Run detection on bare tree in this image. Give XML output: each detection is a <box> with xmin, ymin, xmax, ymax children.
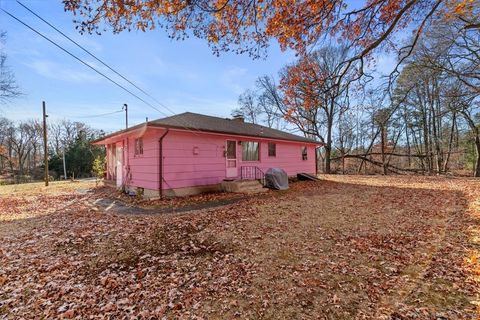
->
<box><xmin>232</xmin><ymin>90</ymin><xmax>262</xmax><ymax>124</ymax></box>
<box><xmin>234</xmin><ymin>77</ymin><xmax>287</xmax><ymax>129</ymax></box>
<box><xmin>48</xmin><ymin>119</ymin><xmax>90</xmax><ymax>157</ymax></box>
<box><xmin>335</xmin><ymin>110</ymin><xmax>356</xmax><ymax>174</ymax></box>
<box><xmin>278</xmin><ymin>46</ymin><xmax>351</xmax><ymax>173</ymax></box>
<box><xmin>0</xmin><ymin>117</ymin><xmax>14</xmax><ymax>172</ymax></box>
<box><xmin>0</xmin><ymin>32</ymin><xmax>21</xmax><ymax>104</ymax></box>
<box><xmin>255</xmin><ymin>76</ymin><xmax>287</xmax><ymax>130</ymax></box>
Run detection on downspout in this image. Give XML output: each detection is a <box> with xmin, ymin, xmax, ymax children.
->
<box><xmin>122</xmin><ymin>139</ymin><xmax>125</xmax><ymax>190</ymax></box>
<box><xmin>315</xmin><ymin>145</ymin><xmax>322</xmax><ymax>175</ymax></box>
<box><xmin>158</xmin><ymin>129</ymin><xmax>170</xmax><ymax>198</ymax></box>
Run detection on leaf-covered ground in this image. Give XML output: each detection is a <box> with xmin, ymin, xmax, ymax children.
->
<box><xmin>0</xmin><ymin>176</ymin><xmax>479</xmax><ymax>319</ymax></box>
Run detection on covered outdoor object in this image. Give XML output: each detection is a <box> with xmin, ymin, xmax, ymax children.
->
<box><xmin>265</xmin><ymin>168</ymin><xmax>289</xmax><ymax>190</ymax></box>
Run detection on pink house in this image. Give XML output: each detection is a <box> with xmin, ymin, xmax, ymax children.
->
<box><xmin>92</xmin><ymin>112</ymin><xmax>322</xmax><ymax>197</ymax></box>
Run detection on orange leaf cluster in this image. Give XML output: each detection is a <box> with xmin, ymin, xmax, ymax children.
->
<box><xmin>64</xmin><ymin>0</ymin><xmax>475</xmax><ymax>58</ymax></box>
<box><xmin>59</xmin><ymin>0</ymin><xmax>427</xmax><ymax>57</ymax></box>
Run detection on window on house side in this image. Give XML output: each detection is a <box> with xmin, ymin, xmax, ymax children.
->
<box><xmin>268</xmin><ymin>142</ymin><xmax>276</xmax><ymax>157</ymax></box>
<box><xmin>135</xmin><ymin>138</ymin><xmax>143</xmax><ymax>155</ymax></box>
<box><xmin>242</xmin><ymin>141</ymin><xmax>259</xmax><ymax>161</ymax></box>
<box><xmin>302</xmin><ymin>146</ymin><xmax>307</xmax><ymax>160</ymax></box>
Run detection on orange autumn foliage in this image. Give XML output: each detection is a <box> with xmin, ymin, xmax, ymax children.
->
<box><xmin>63</xmin><ymin>0</ymin><xmax>477</xmax><ymax>58</ymax></box>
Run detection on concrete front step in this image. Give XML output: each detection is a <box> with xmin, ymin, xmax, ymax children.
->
<box><xmin>221</xmin><ymin>179</ymin><xmax>266</xmax><ymax>193</ymax></box>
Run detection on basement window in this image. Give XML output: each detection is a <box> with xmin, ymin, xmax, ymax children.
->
<box><xmin>135</xmin><ymin>138</ymin><xmax>144</xmax><ymax>156</ymax></box>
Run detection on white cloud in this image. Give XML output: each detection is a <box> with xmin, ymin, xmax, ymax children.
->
<box><xmin>371</xmin><ymin>53</ymin><xmax>397</xmax><ymax>76</ymax></box>
<box><xmin>73</xmin><ymin>37</ymin><xmax>103</xmax><ymax>54</ymax></box>
<box><xmin>149</xmin><ymin>57</ymin><xmax>200</xmax><ymax>81</ymax></box>
<box><xmin>220</xmin><ymin>66</ymin><xmax>248</xmax><ymax>94</ymax></box>
<box><xmin>25</xmin><ymin>59</ymin><xmax>102</xmax><ymax>83</ymax></box>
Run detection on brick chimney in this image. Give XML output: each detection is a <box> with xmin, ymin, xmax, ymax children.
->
<box><xmin>232</xmin><ymin>114</ymin><xmax>245</xmax><ymax>122</ymax></box>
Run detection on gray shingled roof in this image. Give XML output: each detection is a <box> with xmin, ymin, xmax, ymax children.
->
<box><xmin>92</xmin><ymin>112</ymin><xmax>321</xmax><ymax>144</ymax></box>
<box><xmin>149</xmin><ymin>112</ymin><xmax>319</xmax><ymax>144</ymax></box>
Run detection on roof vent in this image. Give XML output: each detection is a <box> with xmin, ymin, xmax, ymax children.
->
<box><xmin>232</xmin><ymin>114</ymin><xmax>245</xmax><ymax>123</ymax></box>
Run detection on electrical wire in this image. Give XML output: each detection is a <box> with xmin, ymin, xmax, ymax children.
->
<box><xmin>1</xmin><ymin>8</ymin><xmax>171</xmax><ymax>119</ymax></box>
<box><xmin>75</xmin><ymin>110</ymin><xmax>124</xmax><ymax>118</ymax></box>
<box><xmin>14</xmin><ymin>2</ymin><xmax>219</xmax><ymax>139</ymax></box>
<box><xmin>16</xmin><ymin>0</ymin><xmax>162</xmax><ymax>107</ymax></box>
<box><xmin>4</xmin><ymin>6</ymin><xmax>225</xmax><ymax>146</ymax></box>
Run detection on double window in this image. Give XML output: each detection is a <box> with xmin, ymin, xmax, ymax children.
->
<box><xmin>134</xmin><ymin>138</ymin><xmax>143</xmax><ymax>156</ymax></box>
<box><xmin>242</xmin><ymin>141</ymin><xmax>259</xmax><ymax>161</ymax></box>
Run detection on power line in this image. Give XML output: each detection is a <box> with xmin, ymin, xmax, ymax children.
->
<box><xmin>1</xmin><ymin>8</ymin><xmax>171</xmax><ymax>119</ymax></box>
<box><xmin>14</xmin><ymin>2</ymin><xmax>216</xmax><ymax>138</ymax></box>
<box><xmin>76</xmin><ymin>109</ymin><xmax>124</xmax><ymax>118</ymax></box>
<box><xmin>5</xmin><ymin>6</ymin><xmax>221</xmax><ymax>144</ymax></box>
<box><xmin>16</xmin><ymin>0</ymin><xmax>163</xmax><ymax>107</ymax></box>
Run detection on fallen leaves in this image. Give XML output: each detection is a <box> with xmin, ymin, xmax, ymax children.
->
<box><xmin>0</xmin><ymin>175</ymin><xmax>479</xmax><ymax>319</ymax></box>
<box><xmin>0</xmin><ymin>180</ymin><xmax>97</xmax><ymax>222</ymax></box>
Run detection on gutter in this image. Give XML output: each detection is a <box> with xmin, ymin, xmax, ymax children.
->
<box><xmin>94</xmin><ymin>121</ymin><xmax>321</xmax><ymax>146</ymax></box>
<box><xmin>158</xmin><ymin>129</ymin><xmax>170</xmax><ymax>198</ymax></box>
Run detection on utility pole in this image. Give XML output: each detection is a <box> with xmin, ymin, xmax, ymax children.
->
<box><xmin>42</xmin><ymin>101</ymin><xmax>49</xmax><ymax>186</ymax></box>
<box><xmin>123</xmin><ymin>103</ymin><xmax>128</xmax><ymax>129</ymax></box>
<box><xmin>62</xmin><ymin>146</ymin><xmax>67</xmax><ymax>180</ymax></box>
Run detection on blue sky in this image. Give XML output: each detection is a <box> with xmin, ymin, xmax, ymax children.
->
<box><xmin>0</xmin><ymin>0</ymin><xmax>298</xmax><ymax>132</ymax></box>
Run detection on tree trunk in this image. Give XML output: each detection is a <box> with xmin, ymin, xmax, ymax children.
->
<box><xmin>381</xmin><ymin>125</ymin><xmax>387</xmax><ymax>175</ymax></box>
<box><xmin>421</xmin><ymin>104</ymin><xmax>432</xmax><ymax>174</ymax></box>
<box><xmin>443</xmin><ymin>112</ymin><xmax>456</xmax><ymax>173</ymax></box>
<box><xmin>474</xmin><ymin>136</ymin><xmax>480</xmax><ymax>177</ymax></box>
<box><xmin>324</xmin><ymin>146</ymin><xmax>331</xmax><ymax>174</ymax></box>
<box><xmin>405</xmin><ymin>127</ymin><xmax>411</xmax><ymax>169</ymax></box>
<box><xmin>430</xmin><ymin>102</ymin><xmax>442</xmax><ymax>174</ymax></box>
<box><xmin>324</xmin><ymin>109</ymin><xmax>333</xmax><ymax>174</ymax></box>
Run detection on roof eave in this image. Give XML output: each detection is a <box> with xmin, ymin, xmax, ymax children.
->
<box><xmin>147</xmin><ymin>123</ymin><xmax>322</xmax><ymax>145</ymax></box>
<box><xmin>91</xmin><ymin>123</ymin><xmax>148</xmax><ymax>145</ymax></box>
<box><xmin>91</xmin><ymin>121</ymin><xmax>323</xmax><ymax>146</ymax></box>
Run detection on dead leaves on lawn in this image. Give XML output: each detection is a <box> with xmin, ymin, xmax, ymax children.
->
<box><xmin>0</xmin><ymin>175</ymin><xmax>479</xmax><ymax>319</ymax></box>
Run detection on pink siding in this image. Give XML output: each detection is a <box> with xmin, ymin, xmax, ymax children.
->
<box><xmin>126</xmin><ymin>130</ymin><xmax>160</xmax><ymax>190</ymax></box>
<box><xmin>103</xmin><ymin>127</ymin><xmax>319</xmax><ymax>191</ymax></box>
<box><xmin>162</xmin><ymin>131</ymin><xmax>227</xmax><ymax>189</ymax></box>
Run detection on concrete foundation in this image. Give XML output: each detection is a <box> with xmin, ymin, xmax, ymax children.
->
<box><xmin>121</xmin><ymin>183</ymin><xmax>222</xmax><ymax>199</ymax></box>
<box><xmin>105</xmin><ymin>179</ymin><xmax>265</xmax><ymax>199</ymax></box>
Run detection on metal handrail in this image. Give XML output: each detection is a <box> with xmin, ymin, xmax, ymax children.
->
<box><xmin>240</xmin><ymin>166</ymin><xmax>266</xmax><ymax>186</ymax></box>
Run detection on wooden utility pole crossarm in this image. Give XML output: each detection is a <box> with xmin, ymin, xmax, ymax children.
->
<box><xmin>42</xmin><ymin>101</ymin><xmax>49</xmax><ymax>186</ymax></box>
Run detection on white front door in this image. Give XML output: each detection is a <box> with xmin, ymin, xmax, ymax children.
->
<box><xmin>115</xmin><ymin>143</ymin><xmax>123</xmax><ymax>187</ymax></box>
<box><xmin>225</xmin><ymin>140</ymin><xmax>238</xmax><ymax>178</ymax></box>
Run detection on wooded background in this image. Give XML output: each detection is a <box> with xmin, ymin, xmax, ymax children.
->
<box><xmin>0</xmin><ymin>117</ymin><xmax>105</xmax><ymax>183</ymax></box>
<box><xmin>1</xmin><ymin>1</ymin><xmax>479</xmax><ymax>180</ymax></box>
<box><xmin>232</xmin><ymin>14</ymin><xmax>479</xmax><ymax>177</ymax></box>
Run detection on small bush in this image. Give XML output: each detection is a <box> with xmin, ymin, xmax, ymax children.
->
<box><xmin>92</xmin><ymin>156</ymin><xmax>106</xmax><ymax>180</ymax></box>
